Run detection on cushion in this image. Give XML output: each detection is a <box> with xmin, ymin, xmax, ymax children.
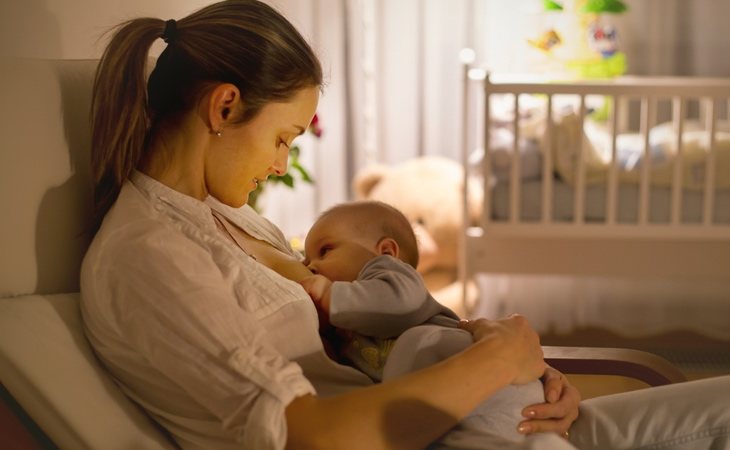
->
<box><xmin>0</xmin><ymin>293</ymin><xmax>175</xmax><ymax>449</ymax></box>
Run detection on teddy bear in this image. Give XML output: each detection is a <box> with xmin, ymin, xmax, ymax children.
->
<box><xmin>352</xmin><ymin>156</ymin><xmax>482</xmax><ymax>317</ymax></box>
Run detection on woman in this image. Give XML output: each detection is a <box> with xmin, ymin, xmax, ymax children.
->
<box><xmin>81</xmin><ymin>1</ymin><xmax>729</xmax><ymax>449</ymax></box>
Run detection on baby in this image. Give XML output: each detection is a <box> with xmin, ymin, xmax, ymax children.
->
<box><xmin>299</xmin><ymin>200</ymin><xmax>545</xmax><ymax>444</ymax></box>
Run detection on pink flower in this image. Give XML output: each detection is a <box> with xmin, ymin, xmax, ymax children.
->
<box><xmin>308</xmin><ymin>113</ymin><xmax>323</xmax><ymax>138</ymax></box>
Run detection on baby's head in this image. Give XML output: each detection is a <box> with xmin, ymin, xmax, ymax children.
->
<box><xmin>304</xmin><ymin>201</ymin><xmax>419</xmax><ymax>282</ymax></box>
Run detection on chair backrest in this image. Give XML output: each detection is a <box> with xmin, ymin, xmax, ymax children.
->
<box><xmin>0</xmin><ymin>58</ymin><xmax>175</xmax><ymax>449</ymax></box>
<box><xmin>0</xmin><ymin>58</ymin><xmax>96</xmax><ymax>297</ymax></box>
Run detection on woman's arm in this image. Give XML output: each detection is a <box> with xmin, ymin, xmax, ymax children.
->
<box><xmin>284</xmin><ymin>315</ymin><xmax>546</xmax><ymax>450</ymax></box>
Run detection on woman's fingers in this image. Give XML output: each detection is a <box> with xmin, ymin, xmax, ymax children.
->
<box><xmin>517</xmin><ymin>415</ymin><xmax>575</xmax><ymax>436</ymax></box>
<box><xmin>456</xmin><ymin>318</ymin><xmax>491</xmax><ymax>338</ymax></box>
<box><xmin>522</xmin><ymin>388</ymin><xmax>578</xmax><ymax>420</ymax></box>
<box><xmin>458</xmin><ymin>316</ymin><xmax>546</xmax><ymax>385</ymax></box>
<box><xmin>542</xmin><ymin>366</ymin><xmax>566</xmax><ymax>403</ymax></box>
<box><xmin>519</xmin><ymin>367</ymin><xmax>581</xmax><ymax>436</ymax></box>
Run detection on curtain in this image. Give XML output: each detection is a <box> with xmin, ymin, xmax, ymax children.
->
<box><xmin>341</xmin><ymin>0</ymin><xmax>730</xmax><ymax>169</ymax></box>
<box><xmin>9</xmin><ymin>0</ymin><xmax>726</xmax><ymax>239</ymax></box>
<box><xmin>263</xmin><ymin>0</ymin><xmax>730</xmax><ymax>238</ymax></box>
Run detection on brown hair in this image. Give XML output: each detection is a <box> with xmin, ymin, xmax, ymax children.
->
<box><xmin>90</xmin><ymin>0</ymin><xmax>322</xmax><ymax>226</ymax></box>
<box><xmin>321</xmin><ymin>201</ymin><xmax>420</xmax><ymax>269</ymax></box>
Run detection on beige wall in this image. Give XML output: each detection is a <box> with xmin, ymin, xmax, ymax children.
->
<box><xmin>0</xmin><ymin>0</ymin><xmax>210</xmax><ymax>59</ymax></box>
<box><xmin>0</xmin><ymin>0</ymin><xmax>349</xmax><ymax>239</ymax></box>
<box><xmin>0</xmin><ymin>0</ymin><xmax>334</xmax><ymax>59</ymax></box>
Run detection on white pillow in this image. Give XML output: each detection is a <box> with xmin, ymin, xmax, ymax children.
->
<box><xmin>0</xmin><ymin>293</ymin><xmax>176</xmax><ymax>450</ymax></box>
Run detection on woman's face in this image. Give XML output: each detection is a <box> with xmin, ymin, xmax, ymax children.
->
<box><xmin>205</xmin><ymin>86</ymin><xmax>319</xmax><ymax>207</ymax></box>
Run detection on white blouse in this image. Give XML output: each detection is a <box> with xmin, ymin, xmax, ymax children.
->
<box><xmin>80</xmin><ymin>172</ymin><xmax>371</xmax><ymax>450</ymax></box>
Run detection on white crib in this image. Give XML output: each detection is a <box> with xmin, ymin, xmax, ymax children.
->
<box><xmin>459</xmin><ymin>57</ymin><xmax>730</xmax><ymax>340</ymax></box>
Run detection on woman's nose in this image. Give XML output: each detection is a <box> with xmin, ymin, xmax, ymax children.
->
<box><xmin>272</xmin><ymin>147</ymin><xmax>289</xmax><ymax>176</ymax></box>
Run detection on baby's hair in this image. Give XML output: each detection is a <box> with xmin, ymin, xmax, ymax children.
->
<box><xmin>320</xmin><ymin>201</ymin><xmax>419</xmax><ymax>268</ymax></box>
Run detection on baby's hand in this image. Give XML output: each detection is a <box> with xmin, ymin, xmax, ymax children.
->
<box><xmin>299</xmin><ymin>274</ymin><xmax>332</xmax><ymax>314</ymax></box>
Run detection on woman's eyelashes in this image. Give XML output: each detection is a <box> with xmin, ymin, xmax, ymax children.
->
<box><xmin>278</xmin><ymin>138</ymin><xmax>290</xmax><ymax>149</ymax></box>
<box><xmin>319</xmin><ymin>245</ymin><xmax>332</xmax><ymax>257</ymax></box>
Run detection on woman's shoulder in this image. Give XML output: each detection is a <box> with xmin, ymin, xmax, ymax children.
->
<box><xmin>83</xmin><ymin>181</ymin><xmax>215</xmax><ymax>276</ymax></box>
<box><xmin>92</xmin><ymin>182</ymin><xmax>176</xmax><ymax>246</ymax></box>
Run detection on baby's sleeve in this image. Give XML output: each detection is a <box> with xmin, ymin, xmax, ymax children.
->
<box><xmin>329</xmin><ymin>256</ymin><xmax>445</xmax><ymax>337</ymax></box>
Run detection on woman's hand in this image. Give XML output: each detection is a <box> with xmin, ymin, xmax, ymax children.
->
<box><xmin>518</xmin><ymin>366</ymin><xmax>581</xmax><ymax>438</ymax></box>
<box><xmin>458</xmin><ymin>315</ymin><xmax>546</xmax><ymax>385</ymax></box>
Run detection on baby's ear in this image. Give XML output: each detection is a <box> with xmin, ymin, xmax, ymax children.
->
<box><xmin>376</xmin><ymin>237</ymin><xmax>399</xmax><ymax>258</ymax></box>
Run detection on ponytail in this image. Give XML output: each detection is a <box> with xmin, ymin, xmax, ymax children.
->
<box><xmin>90</xmin><ymin>18</ymin><xmax>162</xmax><ymax>227</ymax></box>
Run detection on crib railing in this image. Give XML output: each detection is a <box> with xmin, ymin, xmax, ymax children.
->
<box><xmin>458</xmin><ymin>57</ymin><xmax>730</xmax><ymax>309</ymax></box>
<box><xmin>462</xmin><ymin>66</ymin><xmax>730</xmax><ymax>239</ymax></box>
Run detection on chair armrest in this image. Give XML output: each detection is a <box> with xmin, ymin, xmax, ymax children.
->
<box><xmin>543</xmin><ymin>346</ymin><xmax>687</xmax><ymax>386</ymax></box>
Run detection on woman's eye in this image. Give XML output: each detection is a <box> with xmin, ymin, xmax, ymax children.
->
<box><xmin>278</xmin><ymin>139</ymin><xmax>290</xmax><ymax>149</ymax></box>
<box><xmin>319</xmin><ymin>246</ymin><xmax>332</xmax><ymax>257</ymax></box>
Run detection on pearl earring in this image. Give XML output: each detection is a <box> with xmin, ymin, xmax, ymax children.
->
<box><xmin>216</xmin><ymin>130</ymin><xmax>223</xmax><ymax>137</ymax></box>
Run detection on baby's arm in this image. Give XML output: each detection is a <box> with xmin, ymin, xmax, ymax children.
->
<box><xmin>329</xmin><ymin>256</ymin><xmax>449</xmax><ymax>338</ymax></box>
<box><xmin>299</xmin><ymin>274</ymin><xmax>346</xmax><ymax>361</ymax></box>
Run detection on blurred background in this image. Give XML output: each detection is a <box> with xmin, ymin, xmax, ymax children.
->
<box><xmin>3</xmin><ymin>0</ymin><xmax>728</xmax><ymax>391</ymax></box>
<box><xmin>3</xmin><ymin>0</ymin><xmax>728</xmax><ymax>238</ymax></box>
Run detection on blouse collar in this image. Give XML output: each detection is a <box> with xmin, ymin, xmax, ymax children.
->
<box><xmin>129</xmin><ymin>171</ymin><xmax>290</xmax><ymax>253</ymax></box>
<box><xmin>130</xmin><ymin>170</ymin><xmax>216</xmax><ymax>232</ymax></box>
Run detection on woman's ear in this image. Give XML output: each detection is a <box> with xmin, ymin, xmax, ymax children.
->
<box><xmin>207</xmin><ymin>83</ymin><xmax>241</xmax><ymax>135</ymax></box>
<box><xmin>376</xmin><ymin>237</ymin><xmax>400</xmax><ymax>258</ymax></box>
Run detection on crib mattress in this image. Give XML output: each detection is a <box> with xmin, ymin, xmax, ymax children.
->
<box><xmin>491</xmin><ymin>180</ymin><xmax>730</xmax><ymax>224</ymax></box>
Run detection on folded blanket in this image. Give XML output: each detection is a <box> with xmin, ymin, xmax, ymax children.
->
<box><xmin>550</xmin><ymin>114</ymin><xmax>730</xmax><ymax>190</ymax></box>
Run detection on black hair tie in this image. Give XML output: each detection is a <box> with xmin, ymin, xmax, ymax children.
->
<box><xmin>162</xmin><ymin>19</ymin><xmax>178</xmax><ymax>44</ymax></box>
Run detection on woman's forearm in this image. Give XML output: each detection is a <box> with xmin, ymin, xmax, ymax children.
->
<box><xmin>285</xmin><ymin>336</ymin><xmax>521</xmax><ymax>450</ymax></box>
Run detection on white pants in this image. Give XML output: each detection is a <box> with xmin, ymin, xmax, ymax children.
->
<box><xmin>432</xmin><ymin>375</ymin><xmax>730</xmax><ymax>450</ymax></box>
<box><xmin>569</xmin><ymin>375</ymin><xmax>730</xmax><ymax>450</ymax></box>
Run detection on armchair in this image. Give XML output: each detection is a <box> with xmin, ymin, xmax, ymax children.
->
<box><xmin>0</xmin><ymin>58</ymin><xmax>685</xmax><ymax>450</ymax></box>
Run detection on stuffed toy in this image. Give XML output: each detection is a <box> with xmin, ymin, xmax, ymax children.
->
<box><xmin>353</xmin><ymin>156</ymin><xmax>482</xmax><ymax>317</ymax></box>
